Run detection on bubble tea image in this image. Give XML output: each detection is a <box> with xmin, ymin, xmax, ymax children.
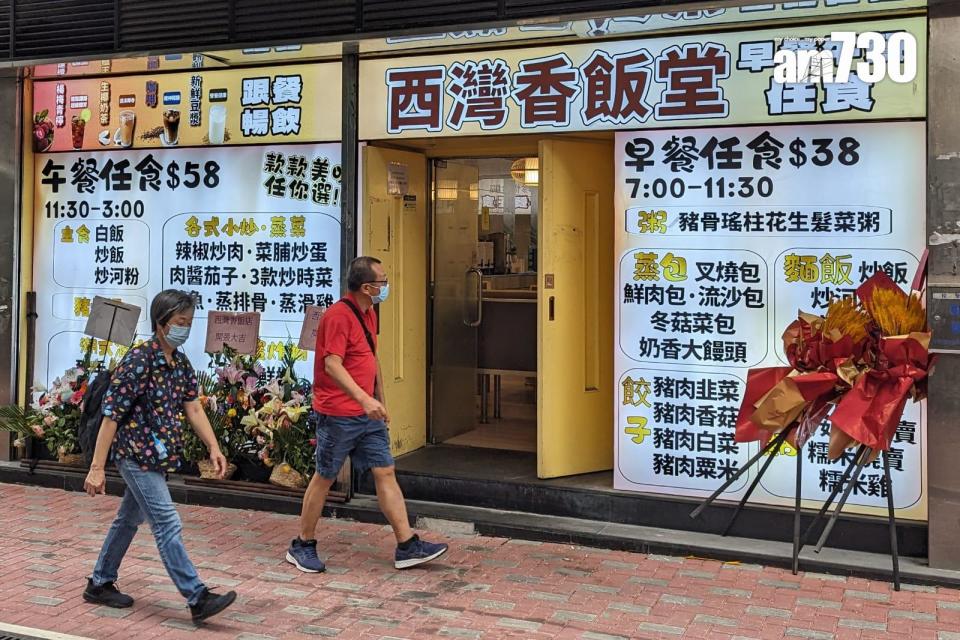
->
<box><xmin>162</xmin><ymin>109</ymin><xmax>180</xmax><ymax>145</ymax></box>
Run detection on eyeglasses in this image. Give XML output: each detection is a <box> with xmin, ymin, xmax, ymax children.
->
<box><xmin>364</xmin><ymin>280</ymin><xmax>388</xmax><ymax>285</ymax></box>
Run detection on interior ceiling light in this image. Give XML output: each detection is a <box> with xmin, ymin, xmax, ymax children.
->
<box><xmin>510</xmin><ymin>157</ymin><xmax>539</xmax><ymax>187</ymax></box>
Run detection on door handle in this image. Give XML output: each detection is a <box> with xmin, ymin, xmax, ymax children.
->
<box><xmin>464</xmin><ymin>268</ymin><xmax>483</xmax><ymax>327</ymax></box>
<box><xmin>549</xmin><ymin>296</ymin><xmax>555</xmax><ymax>321</ymax></box>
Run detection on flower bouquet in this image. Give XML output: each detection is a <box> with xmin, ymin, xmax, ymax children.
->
<box><xmin>241</xmin><ymin>343</ymin><xmax>313</xmax><ymax>489</ymax></box>
<box><xmin>30</xmin><ymin>365</ymin><xmax>89</xmax><ymax>464</ymax></box>
<box><xmin>204</xmin><ymin>346</ymin><xmax>269</xmax><ymax>481</ymax></box>
<box><xmin>209</xmin><ymin>346</ymin><xmax>264</xmax><ymax>425</ymax></box>
<box><xmin>182</xmin><ymin>371</ymin><xmax>243</xmax><ymax>480</ymax></box>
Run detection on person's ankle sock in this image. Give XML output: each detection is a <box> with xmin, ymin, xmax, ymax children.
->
<box><xmin>398</xmin><ymin>534</ymin><xmax>419</xmax><ymax>550</ymax></box>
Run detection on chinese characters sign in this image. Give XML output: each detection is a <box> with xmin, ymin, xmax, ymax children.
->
<box><xmin>360</xmin><ymin>17</ymin><xmax>925</xmax><ymax>139</ymax></box>
<box><xmin>239</xmin><ymin>74</ymin><xmax>305</xmax><ymax>138</ymax></box>
<box><xmin>33</xmin><ymin>143</ymin><xmax>341</xmax><ymax>387</ymax></box>
<box><xmin>614</xmin><ymin>121</ymin><xmax>927</xmax><ymax>520</ymax></box>
<box><xmin>32</xmin><ymin>63</ymin><xmax>340</xmax><ymax>152</ymax></box>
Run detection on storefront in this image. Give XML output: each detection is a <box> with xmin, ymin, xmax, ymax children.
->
<box><xmin>4</xmin><ymin>0</ymin><xmax>953</xmax><ymax>566</ymax></box>
<box><xmin>353</xmin><ymin>1</ymin><xmax>929</xmax><ymax>538</ymax></box>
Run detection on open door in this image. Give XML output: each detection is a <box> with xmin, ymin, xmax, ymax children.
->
<box><xmin>430</xmin><ymin>160</ymin><xmax>481</xmax><ymax>443</ymax></box>
<box><xmin>362</xmin><ymin>146</ymin><xmax>428</xmax><ymax>458</ymax></box>
<box><xmin>538</xmin><ymin>139</ymin><xmax>615</xmax><ymax>479</ymax></box>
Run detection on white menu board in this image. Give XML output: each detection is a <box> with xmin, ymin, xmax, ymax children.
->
<box><xmin>34</xmin><ymin>142</ymin><xmax>342</xmax><ymax>384</ymax></box>
<box><xmin>614</xmin><ymin>121</ymin><xmax>927</xmax><ymax>520</ymax></box>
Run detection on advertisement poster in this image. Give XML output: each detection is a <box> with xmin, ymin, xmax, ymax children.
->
<box><xmin>31</xmin><ymin>62</ymin><xmax>341</xmax><ymax>152</ymax></box>
<box><xmin>613</xmin><ymin>121</ymin><xmax>927</xmax><ymax>520</ymax></box>
<box><xmin>33</xmin><ymin>142</ymin><xmax>342</xmax><ymax>386</ymax></box>
<box><xmin>360</xmin><ymin>17</ymin><xmax>925</xmax><ymax>139</ymax></box>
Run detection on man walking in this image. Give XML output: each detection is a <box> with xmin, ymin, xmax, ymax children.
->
<box><xmin>286</xmin><ymin>256</ymin><xmax>448</xmax><ymax>573</ymax></box>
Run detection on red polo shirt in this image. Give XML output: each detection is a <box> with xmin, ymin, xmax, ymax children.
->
<box><xmin>312</xmin><ymin>295</ymin><xmax>378</xmax><ymax>417</ymax></box>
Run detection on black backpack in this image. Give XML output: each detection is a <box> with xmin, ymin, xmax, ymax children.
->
<box><xmin>78</xmin><ymin>370</ymin><xmax>113</xmax><ymax>466</ymax></box>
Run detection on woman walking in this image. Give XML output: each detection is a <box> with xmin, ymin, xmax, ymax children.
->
<box><xmin>82</xmin><ymin>289</ymin><xmax>236</xmax><ymax>624</ymax></box>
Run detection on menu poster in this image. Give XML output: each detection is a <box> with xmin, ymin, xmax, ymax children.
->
<box><xmin>31</xmin><ymin>63</ymin><xmax>341</xmax><ymax>153</ymax></box>
<box><xmin>33</xmin><ymin>142</ymin><xmax>342</xmax><ymax>387</ymax></box>
<box><xmin>614</xmin><ymin>121</ymin><xmax>928</xmax><ymax>520</ymax></box>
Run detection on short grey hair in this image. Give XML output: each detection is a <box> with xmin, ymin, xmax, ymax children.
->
<box><xmin>150</xmin><ymin>289</ymin><xmax>195</xmax><ymax>331</ymax></box>
<box><xmin>347</xmin><ymin>256</ymin><xmax>383</xmax><ymax>292</ymax></box>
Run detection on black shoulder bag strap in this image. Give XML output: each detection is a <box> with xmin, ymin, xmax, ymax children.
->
<box><xmin>340</xmin><ymin>298</ymin><xmax>377</xmax><ymax>355</ymax></box>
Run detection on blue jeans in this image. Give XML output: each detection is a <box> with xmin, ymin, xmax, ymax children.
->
<box><xmin>92</xmin><ymin>459</ymin><xmax>206</xmax><ymax>606</ymax></box>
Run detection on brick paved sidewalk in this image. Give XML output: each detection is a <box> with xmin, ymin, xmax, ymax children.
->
<box><xmin>1</xmin><ymin>483</ymin><xmax>959</xmax><ymax>640</ymax></box>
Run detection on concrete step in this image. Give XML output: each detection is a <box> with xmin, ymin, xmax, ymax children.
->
<box><xmin>373</xmin><ymin>495</ymin><xmax>960</xmax><ymax>589</ymax></box>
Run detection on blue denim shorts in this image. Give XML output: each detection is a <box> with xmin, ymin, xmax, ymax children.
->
<box><xmin>313</xmin><ymin>413</ymin><xmax>395</xmax><ymax>479</ymax></box>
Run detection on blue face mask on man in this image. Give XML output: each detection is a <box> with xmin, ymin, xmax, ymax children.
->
<box><xmin>164</xmin><ymin>324</ymin><xmax>191</xmax><ymax>348</ymax></box>
<box><xmin>370</xmin><ymin>283</ymin><xmax>390</xmax><ymax>305</ymax></box>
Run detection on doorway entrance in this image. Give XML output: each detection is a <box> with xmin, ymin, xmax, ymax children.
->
<box><xmin>362</xmin><ymin>135</ymin><xmax>616</xmax><ymax>480</ymax></box>
<box><xmin>431</xmin><ymin>157</ymin><xmax>539</xmax><ymax>453</ymax></box>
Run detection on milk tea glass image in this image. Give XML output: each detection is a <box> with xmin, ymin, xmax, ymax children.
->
<box><xmin>162</xmin><ymin>109</ymin><xmax>180</xmax><ymax>146</ymax></box>
<box><xmin>118</xmin><ymin>110</ymin><xmax>135</xmax><ymax>148</ymax></box>
<box><xmin>208</xmin><ymin>104</ymin><xmax>226</xmax><ymax>145</ymax></box>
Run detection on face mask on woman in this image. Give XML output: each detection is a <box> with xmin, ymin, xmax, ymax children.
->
<box><xmin>164</xmin><ymin>324</ymin><xmax>191</xmax><ymax>348</ymax></box>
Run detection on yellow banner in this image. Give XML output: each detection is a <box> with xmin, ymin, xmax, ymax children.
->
<box><xmin>31</xmin><ymin>62</ymin><xmax>341</xmax><ymax>152</ymax></box>
<box><xmin>359</xmin><ymin>17</ymin><xmax>926</xmax><ymax>139</ymax></box>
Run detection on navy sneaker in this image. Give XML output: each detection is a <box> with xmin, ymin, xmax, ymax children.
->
<box><xmin>286</xmin><ymin>537</ymin><xmax>325</xmax><ymax>573</ymax></box>
<box><xmin>394</xmin><ymin>534</ymin><xmax>448</xmax><ymax>569</ymax></box>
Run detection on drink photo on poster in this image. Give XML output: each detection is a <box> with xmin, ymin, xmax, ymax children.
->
<box><xmin>116</xmin><ymin>110</ymin><xmax>136</xmax><ymax>148</ymax></box>
<box><xmin>71</xmin><ymin>114</ymin><xmax>86</xmax><ymax>150</ymax></box>
<box><xmin>208</xmin><ymin>104</ymin><xmax>226</xmax><ymax>145</ymax></box>
<box><xmin>162</xmin><ymin>109</ymin><xmax>180</xmax><ymax>146</ymax></box>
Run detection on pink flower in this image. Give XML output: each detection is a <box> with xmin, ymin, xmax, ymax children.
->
<box><xmin>309</xmin><ymin>438</ymin><xmax>317</xmax><ymax>446</ymax></box>
<box><xmin>31</xmin><ymin>424</ymin><xmax>44</xmax><ymax>437</ymax></box>
<box><xmin>70</xmin><ymin>390</ymin><xmax>84</xmax><ymax>405</ymax></box>
<box><xmin>43</xmin><ymin>415</ymin><xmax>56</xmax><ymax>427</ymax></box>
<box><xmin>217</xmin><ymin>364</ymin><xmax>244</xmax><ymax>385</ymax></box>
